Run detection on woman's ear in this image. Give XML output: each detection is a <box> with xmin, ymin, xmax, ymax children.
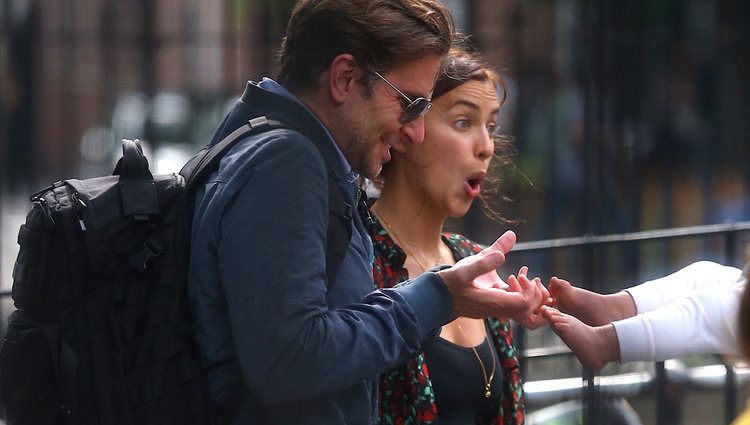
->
<box><xmin>328</xmin><ymin>54</ymin><xmax>358</xmax><ymax>105</ymax></box>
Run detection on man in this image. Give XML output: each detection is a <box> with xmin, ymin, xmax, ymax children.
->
<box><xmin>188</xmin><ymin>0</ymin><xmax>543</xmax><ymax>423</ymax></box>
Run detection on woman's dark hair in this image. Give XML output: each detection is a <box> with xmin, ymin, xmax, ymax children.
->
<box><xmin>276</xmin><ymin>0</ymin><xmax>455</xmax><ymax>95</ymax></box>
<box><xmin>433</xmin><ymin>48</ymin><xmax>508</xmax><ymax>103</ymax></box>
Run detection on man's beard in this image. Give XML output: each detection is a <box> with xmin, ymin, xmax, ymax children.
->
<box><xmin>345</xmin><ymin>135</ymin><xmax>382</xmax><ymax>179</ymax></box>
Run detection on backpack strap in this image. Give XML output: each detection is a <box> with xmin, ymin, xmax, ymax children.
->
<box><xmin>179</xmin><ymin>116</ymin><xmax>352</xmax><ymax>286</ymax></box>
<box><xmin>181</xmin><ymin>116</ymin><xmax>285</xmax><ymax>190</ymax></box>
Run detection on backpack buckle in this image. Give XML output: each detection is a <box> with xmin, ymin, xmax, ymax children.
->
<box><xmin>129</xmin><ymin>238</ymin><xmax>163</xmax><ymax>272</ymax></box>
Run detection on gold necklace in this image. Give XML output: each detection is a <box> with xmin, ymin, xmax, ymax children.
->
<box><xmin>375</xmin><ymin>211</ymin><xmax>443</xmax><ymax>271</ymax></box>
<box><xmin>456</xmin><ymin>323</ymin><xmax>496</xmax><ymax>399</ymax></box>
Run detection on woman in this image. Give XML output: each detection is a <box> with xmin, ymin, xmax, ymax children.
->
<box><xmin>368</xmin><ymin>48</ymin><xmax>526</xmax><ymax>424</ymax></box>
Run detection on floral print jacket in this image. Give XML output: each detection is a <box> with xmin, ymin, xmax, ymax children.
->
<box><xmin>369</xmin><ymin>217</ymin><xmax>526</xmax><ymax>424</ymax></box>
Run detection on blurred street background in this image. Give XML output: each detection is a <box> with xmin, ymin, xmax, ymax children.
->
<box><xmin>1</xmin><ymin>1</ymin><xmax>750</xmax><ymax>424</ymax></box>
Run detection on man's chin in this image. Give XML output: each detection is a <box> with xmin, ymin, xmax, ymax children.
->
<box><xmin>361</xmin><ymin>165</ymin><xmax>382</xmax><ymax>180</ymax></box>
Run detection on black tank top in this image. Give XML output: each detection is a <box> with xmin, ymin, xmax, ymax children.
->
<box><xmin>422</xmin><ymin>328</ymin><xmax>503</xmax><ymax>424</ymax></box>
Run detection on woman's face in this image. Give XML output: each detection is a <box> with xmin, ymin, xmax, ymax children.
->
<box><xmin>403</xmin><ymin>78</ymin><xmax>500</xmax><ymax>218</ymax></box>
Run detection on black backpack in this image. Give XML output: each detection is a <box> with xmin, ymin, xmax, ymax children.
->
<box><xmin>0</xmin><ymin>116</ymin><xmax>353</xmax><ymax>425</ymax></box>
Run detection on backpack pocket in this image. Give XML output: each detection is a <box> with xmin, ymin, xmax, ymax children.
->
<box><xmin>0</xmin><ymin>311</ymin><xmax>64</xmax><ymax>425</ymax></box>
<box><xmin>12</xmin><ymin>201</ymin><xmax>56</xmax><ymax>320</ymax></box>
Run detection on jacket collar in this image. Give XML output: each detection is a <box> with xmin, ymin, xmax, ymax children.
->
<box><xmin>240</xmin><ymin>80</ymin><xmax>351</xmax><ymax>184</ymax></box>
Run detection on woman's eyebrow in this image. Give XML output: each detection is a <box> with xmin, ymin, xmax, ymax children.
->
<box><xmin>449</xmin><ymin>100</ymin><xmax>500</xmax><ymax>117</ymax></box>
<box><xmin>449</xmin><ymin>99</ymin><xmax>481</xmax><ymax>110</ymax></box>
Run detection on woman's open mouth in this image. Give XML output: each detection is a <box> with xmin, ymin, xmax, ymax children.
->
<box><xmin>464</xmin><ymin>172</ymin><xmax>486</xmax><ymax>198</ymax></box>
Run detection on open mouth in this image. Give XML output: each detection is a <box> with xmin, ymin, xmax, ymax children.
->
<box><xmin>467</xmin><ymin>177</ymin><xmax>482</xmax><ymax>191</ymax></box>
<box><xmin>465</xmin><ymin>172</ymin><xmax>486</xmax><ymax>197</ymax></box>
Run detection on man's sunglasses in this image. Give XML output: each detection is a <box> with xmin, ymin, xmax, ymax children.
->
<box><xmin>368</xmin><ymin>67</ymin><xmax>432</xmax><ymax>124</ymax></box>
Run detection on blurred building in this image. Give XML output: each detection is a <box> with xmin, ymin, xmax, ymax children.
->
<box><xmin>2</xmin><ymin>0</ymin><xmax>748</xmax><ymax>239</ymax></box>
<box><xmin>1</xmin><ymin>1</ymin><xmax>287</xmax><ymax>184</ymax></box>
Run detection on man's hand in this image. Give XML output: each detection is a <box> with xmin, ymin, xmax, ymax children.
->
<box><xmin>436</xmin><ymin>231</ymin><xmax>543</xmax><ymax>320</ymax></box>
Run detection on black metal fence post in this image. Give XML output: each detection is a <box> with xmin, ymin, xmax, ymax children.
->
<box><xmin>725</xmin><ymin>231</ymin><xmax>738</xmax><ymax>424</ymax></box>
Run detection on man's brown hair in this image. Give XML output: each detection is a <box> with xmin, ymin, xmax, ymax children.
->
<box><xmin>277</xmin><ymin>0</ymin><xmax>455</xmax><ymax>94</ymax></box>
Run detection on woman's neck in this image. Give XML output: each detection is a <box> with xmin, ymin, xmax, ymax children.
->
<box><xmin>371</xmin><ymin>186</ymin><xmax>448</xmax><ymax>265</ymax></box>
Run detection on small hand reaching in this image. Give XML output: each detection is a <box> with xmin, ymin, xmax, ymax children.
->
<box><xmin>504</xmin><ymin>268</ymin><xmax>548</xmax><ymax>328</ymax></box>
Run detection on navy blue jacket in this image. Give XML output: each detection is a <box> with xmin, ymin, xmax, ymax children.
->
<box><xmin>188</xmin><ymin>79</ymin><xmax>454</xmax><ymax>424</ymax></box>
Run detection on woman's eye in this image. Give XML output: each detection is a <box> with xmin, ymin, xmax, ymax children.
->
<box><xmin>455</xmin><ymin>119</ymin><xmax>469</xmax><ymax>129</ymax></box>
<box><xmin>487</xmin><ymin>123</ymin><xmax>497</xmax><ymax>133</ymax></box>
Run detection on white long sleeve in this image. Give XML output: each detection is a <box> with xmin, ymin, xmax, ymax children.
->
<box><xmin>613</xmin><ymin>261</ymin><xmax>744</xmax><ymax>362</ymax></box>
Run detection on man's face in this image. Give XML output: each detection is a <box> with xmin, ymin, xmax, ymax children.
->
<box><xmin>340</xmin><ymin>55</ymin><xmax>441</xmax><ymax>179</ymax></box>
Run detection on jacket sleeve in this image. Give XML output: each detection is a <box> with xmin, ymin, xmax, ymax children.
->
<box><xmin>216</xmin><ymin>134</ymin><xmax>453</xmax><ymax>403</ymax></box>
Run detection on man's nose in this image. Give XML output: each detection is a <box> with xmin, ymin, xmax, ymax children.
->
<box><xmin>400</xmin><ymin>116</ymin><xmax>426</xmax><ymax>145</ymax></box>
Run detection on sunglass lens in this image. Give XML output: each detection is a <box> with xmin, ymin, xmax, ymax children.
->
<box><xmin>399</xmin><ymin>98</ymin><xmax>432</xmax><ymax>124</ymax></box>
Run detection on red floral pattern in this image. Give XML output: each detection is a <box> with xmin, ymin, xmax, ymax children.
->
<box><xmin>369</xmin><ymin>217</ymin><xmax>526</xmax><ymax>424</ymax></box>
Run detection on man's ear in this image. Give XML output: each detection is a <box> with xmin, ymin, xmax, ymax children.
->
<box><xmin>327</xmin><ymin>53</ymin><xmax>359</xmax><ymax>105</ymax></box>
